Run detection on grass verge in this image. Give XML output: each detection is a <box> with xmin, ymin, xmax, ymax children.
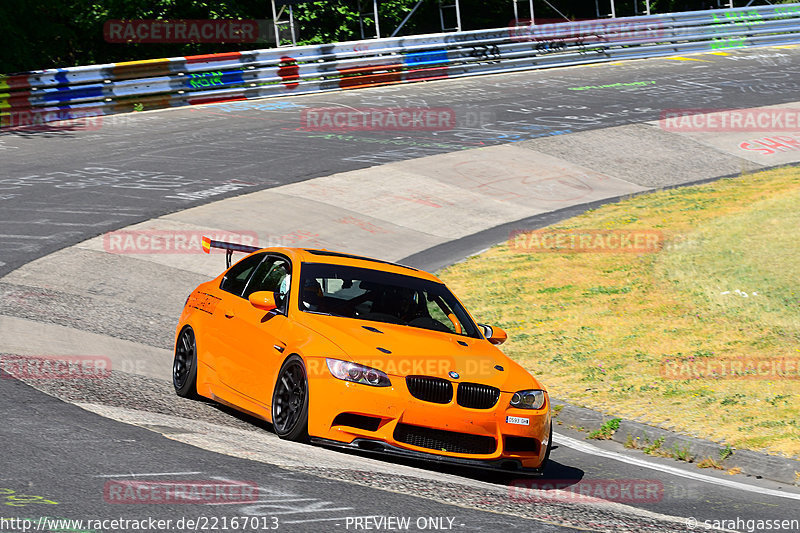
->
<box><xmin>440</xmin><ymin>166</ymin><xmax>800</xmax><ymax>457</ymax></box>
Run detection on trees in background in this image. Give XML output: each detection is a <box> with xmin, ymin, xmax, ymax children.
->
<box><xmin>0</xmin><ymin>0</ymin><xmax>769</xmax><ymax>73</ymax></box>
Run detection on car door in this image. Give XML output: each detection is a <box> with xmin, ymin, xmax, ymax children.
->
<box><xmin>225</xmin><ymin>255</ymin><xmax>292</xmax><ymax>405</ymax></box>
<box><xmin>207</xmin><ymin>252</ymin><xmax>266</xmax><ymax>390</ymax></box>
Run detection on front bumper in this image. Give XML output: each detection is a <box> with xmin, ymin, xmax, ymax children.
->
<box><xmin>307</xmin><ymin>367</ymin><xmax>551</xmax><ymax>470</ymax></box>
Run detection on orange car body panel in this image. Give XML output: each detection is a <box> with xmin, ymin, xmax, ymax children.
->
<box><xmin>176</xmin><ymin>248</ymin><xmax>551</xmax><ymax>469</ymax></box>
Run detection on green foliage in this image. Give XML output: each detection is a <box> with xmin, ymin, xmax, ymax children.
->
<box><xmin>765</xmin><ymin>394</ymin><xmax>791</xmax><ymax>406</ymax></box>
<box><xmin>719</xmin><ymin>444</ymin><xmax>734</xmax><ymax>461</ymax></box>
<box><xmin>672</xmin><ymin>443</ymin><xmax>692</xmax><ymax>462</ymax></box>
<box><xmin>0</xmin><ymin>0</ymin><xmax>265</xmax><ymax>72</ymax></box>
<box><xmin>583</xmin><ymin>285</ymin><xmax>632</xmax><ymax>296</ymax></box>
<box><xmin>537</xmin><ymin>285</ymin><xmax>574</xmax><ymax>294</ymax></box>
<box><xmin>720</xmin><ymin>393</ymin><xmax>748</xmax><ymax>406</ymax></box>
<box><xmin>1</xmin><ymin>0</ymin><xmax>738</xmax><ymax>73</ymax></box>
<box><xmin>587</xmin><ymin>418</ymin><xmax>621</xmax><ymax>439</ymax></box>
<box><xmin>643</xmin><ymin>436</ymin><xmax>665</xmax><ymax>454</ymax></box>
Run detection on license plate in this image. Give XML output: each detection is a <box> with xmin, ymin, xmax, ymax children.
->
<box><xmin>506</xmin><ymin>416</ymin><xmax>529</xmax><ymax>426</ymax></box>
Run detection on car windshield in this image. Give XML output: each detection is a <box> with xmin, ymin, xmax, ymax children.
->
<box><xmin>298</xmin><ymin>262</ymin><xmax>480</xmax><ymax>338</ymax></box>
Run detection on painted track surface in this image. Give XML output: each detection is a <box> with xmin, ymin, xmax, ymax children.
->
<box><xmin>2</xmin><ymin>47</ymin><xmax>800</xmax><ymax>532</ymax></box>
<box><xmin>2</xmin><ymin>47</ymin><xmax>800</xmax><ymax>277</ymax></box>
<box><xmin>0</xmin><ymin>376</ymin><xmax>578</xmax><ymax>532</ymax></box>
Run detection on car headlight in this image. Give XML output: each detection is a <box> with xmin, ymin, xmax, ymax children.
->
<box><xmin>509</xmin><ymin>389</ymin><xmax>546</xmax><ymax>410</ymax></box>
<box><xmin>326</xmin><ymin>359</ymin><xmax>391</xmax><ymax>387</ymax></box>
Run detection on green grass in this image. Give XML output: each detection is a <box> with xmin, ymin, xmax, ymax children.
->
<box><xmin>440</xmin><ymin>166</ymin><xmax>800</xmax><ymax>457</ymax></box>
<box><xmin>657</xmin><ymin>190</ymin><xmax>800</xmax><ymax>343</ymax></box>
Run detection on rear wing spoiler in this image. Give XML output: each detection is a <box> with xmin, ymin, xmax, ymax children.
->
<box><xmin>202</xmin><ymin>236</ymin><xmax>260</xmax><ymax>268</ymax></box>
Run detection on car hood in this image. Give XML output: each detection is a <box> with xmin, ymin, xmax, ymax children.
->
<box><xmin>298</xmin><ymin>313</ymin><xmax>541</xmax><ymax>391</ymax></box>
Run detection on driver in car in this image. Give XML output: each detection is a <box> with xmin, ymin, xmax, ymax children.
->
<box><xmin>374</xmin><ymin>286</ymin><xmax>421</xmax><ymax>324</ymax></box>
<box><xmin>301</xmin><ymin>278</ymin><xmax>325</xmax><ymax>312</ymax></box>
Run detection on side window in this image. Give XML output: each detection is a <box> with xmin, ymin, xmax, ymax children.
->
<box><xmin>426</xmin><ymin>298</ymin><xmax>453</xmax><ymax>330</ymax></box>
<box><xmin>220</xmin><ymin>253</ymin><xmax>266</xmax><ymax>297</ymax></box>
<box><xmin>243</xmin><ymin>257</ymin><xmax>291</xmax><ymax>311</ymax></box>
<box><xmin>426</xmin><ymin>295</ymin><xmax>464</xmax><ymax>335</ymax></box>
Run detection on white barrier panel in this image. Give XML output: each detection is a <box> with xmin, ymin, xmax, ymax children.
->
<box><xmin>2</xmin><ymin>4</ymin><xmax>799</xmax><ymax>126</ymax></box>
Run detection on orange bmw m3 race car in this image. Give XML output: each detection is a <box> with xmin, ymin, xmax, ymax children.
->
<box><xmin>173</xmin><ymin>238</ymin><xmax>552</xmax><ymax>472</ymax></box>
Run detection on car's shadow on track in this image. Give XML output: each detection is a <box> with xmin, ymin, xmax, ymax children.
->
<box><xmin>204</xmin><ymin>398</ymin><xmax>273</xmax><ymax>430</ymax></box>
<box><xmin>203</xmin><ymin>400</ymin><xmax>585</xmax><ymax>490</ymax></box>
<box><xmin>320</xmin><ymin>444</ymin><xmax>584</xmax><ymax>486</ymax></box>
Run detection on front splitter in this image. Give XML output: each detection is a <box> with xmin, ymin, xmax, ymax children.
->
<box><xmin>310</xmin><ymin>436</ymin><xmax>545</xmax><ymax>475</ymax></box>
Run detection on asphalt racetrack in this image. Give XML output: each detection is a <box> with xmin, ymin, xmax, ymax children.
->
<box><xmin>2</xmin><ymin>48</ymin><xmax>800</xmax><ymax>276</ymax></box>
<box><xmin>2</xmin><ymin>47</ymin><xmax>800</xmax><ymax>532</ymax></box>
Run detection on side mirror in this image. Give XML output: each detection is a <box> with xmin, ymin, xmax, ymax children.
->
<box><xmin>249</xmin><ymin>291</ymin><xmax>278</xmax><ymax>312</ymax></box>
<box><xmin>479</xmin><ymin>323</ymin><xmax>507</xmax><ymax>345</ymax></box>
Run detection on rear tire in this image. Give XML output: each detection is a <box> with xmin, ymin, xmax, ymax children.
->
<box><xmin>271</xmin><ymin>355</ymin><xmax>309</xmax><ymax>441</ymax></box>
<box><xmin>173</xmin><ymin>326</ymin><xmax>199</xmax><ymax>399</ymax></box>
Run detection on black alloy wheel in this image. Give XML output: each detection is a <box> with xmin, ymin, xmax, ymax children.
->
<box><xmin>272</xmin><ymin>355</ymin><xmax>309</xmax><ymax>441</ymax></box>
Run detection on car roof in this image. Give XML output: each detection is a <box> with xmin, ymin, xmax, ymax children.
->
<box><xmin>253</xmin><ymin>247</ymin><xmax>442</xmax><ymax>283</ymax></box>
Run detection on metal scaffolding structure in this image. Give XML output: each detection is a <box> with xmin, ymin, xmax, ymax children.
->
<box><xmin>271</xmin><ymin>0</ymin><xmax>299</xmax><ymax>47</ymax></box>
<box><xmin>391</xmin><ymin>0</ymin><xmax>425</xmax><ymax>37</ymax></box>
<box><xmin>270</xmin><ymin>0</ymin><xmax>773</xmax><ymax>46</ymax></box>
<box><xmin>438</xmin><ymin>0</ymin><xmax>462</xmax><ymax>32</ymax></box>
<box><xmin>358</xmin><ymin>0</ymin><xmax>381</xmax><ymax>39</ymax></box>
<box><xmin>512</xmin><ymin>0</ymin><xmax>534</xmax><ymax>24</ymax></box>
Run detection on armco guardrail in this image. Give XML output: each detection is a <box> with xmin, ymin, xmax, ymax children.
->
<box><xmin>2</xmin><ymin>4</ymin><xmax>800</xmax><ymax>128</ymax></box>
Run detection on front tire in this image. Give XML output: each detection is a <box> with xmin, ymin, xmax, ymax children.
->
<box><xmin>173</xmin><ymin>326</ymin><xmax>199</xmax><ymax>399</ymax></box>
<box><xmin>271</xmin><ymin>355</ymin><xmax>309</xmax><ymax>441</ymax></box>
<box><xmin>541</xmin><ymin>424</ymin><xmax>553</xmax><ymax>468</ymax></box>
